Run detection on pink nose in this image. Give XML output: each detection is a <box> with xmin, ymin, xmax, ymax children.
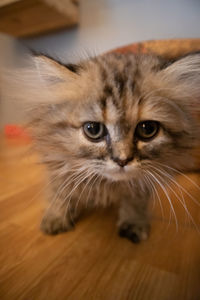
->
<box><xmin>112</xmin><ymin>156</ymin><xmax>133</xmax><ymax>167</ymax></box>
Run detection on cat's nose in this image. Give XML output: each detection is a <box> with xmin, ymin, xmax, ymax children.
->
<box><xmin>112</xmin><ymin>156</ymin><xmax>133</xmax><ymax>167</ymax></box>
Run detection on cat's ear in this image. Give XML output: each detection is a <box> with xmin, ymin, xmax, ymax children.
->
<box><xmin>0</xmin><ymin>54</ymin><xmax>80</xmax><ymax>107</ymax></box>
<box><xmin>33</xmin><ymin>55</ymin><xmax>78</xmax><ymax>84</ymax></box>
<box><xmin>163</xmin><ymin>53</ymin><xmax>200</xmax><ymax>82</ymax></box>
<box><xmin>160</xmin><ymin>53</ymin><xmax>200</xmax><ymax>115</ymax></box>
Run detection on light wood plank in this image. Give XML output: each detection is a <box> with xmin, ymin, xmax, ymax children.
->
<box><xmin>0</xmin><ymin>137</ymin><xmax>200</xmax><ymax>300</ymax></box>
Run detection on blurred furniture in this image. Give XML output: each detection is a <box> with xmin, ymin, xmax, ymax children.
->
<box><xmin>114</xmin><ymin>38</ymin><xmax>200</xmax><ymax>60</ymax></box>
<box><xmin>0</xmin><ymin>0</ymin><xmax>79</xmax><ymax>37</ymax></box>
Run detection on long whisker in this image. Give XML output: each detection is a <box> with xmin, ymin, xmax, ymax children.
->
<box><xmin>152</xmin><ymin>164</ymin><xmax>200</xmax><ymax>208</ymax></box>
<box><xmin>84</xmin><ymin>173</ymin><xmax>100</xmax><ymax>209</ymax></box>
<box><xmin>150</xmin><ymin>167</ymin><xmax>200</xmax><ymax>232</ymax></box>
<box><xmin>143</xmin><ymin>171</ymin><xmax>164</xmax><ymax>219</ymax></box>
<box><xmin>146</xmin><ymin>169</ymin><xmax>178</xmax><ymax>231</ymax></box>
<box><xmin>42</xmin><ymin>169</ymin><xmax>89</xmax><ymax>221</ymax></box>
<box><xmin>28</xmin><ymin>161</ymin><xmax>87</xmax><ymax>206</ymax></box>
<box><xmin>142</xmin><ymin>174</ymin><xmax>156</xmax><ymax>209</ymax></box>
<box><xmin>57</xmin><ymin>162</ymin><xmax>98</xmax><ymax>202</ymax></box>
<box><xmin>62</xmin><ymin>170</ymin><xmax>96</xmax><ymax>225</ymax></box>
<box><xmin>50</xmin><ymin>168</ymin><xmax>88</xmax><ymax>210</ymax></box>
<box><xmin>155</xmin><ymin>162</ymin><xmax>200</xmax><ymax>192</ymax></box>
<box><xmin>74</xmin><ymin>171</ymin><xmax>98</xmax><ymax>213</ymax></box>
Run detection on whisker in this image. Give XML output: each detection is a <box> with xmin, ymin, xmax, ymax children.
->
<box><xmin>74</xmin><ymin>171</ymin><xmax>97</xmax><ymax>214</ymax></box>
<box><xmin>143</xmin><ymin>171</ymin><xmax>164</xmax><ymax>219</ymax></box>
<box><xmin>150</xmin><ymin>167</ymin><xmax>200</xmax><ymax>233</ymax></box>
<box><xmin>151</xmin><ymin>164</ymin><xmax>200</xmax><ymax>208</ymax></box>
<box><xmin>63</xmin><ymin>170</ymin><xmax>96</xmax><ymax>224</ymax></box>
<box><xmin>84</xmin><ymin>173</ymin><xmax>100</xmax><ymax>210</ymax></box>
<box><xmin>142</xmin><ymin>174</ymin><xmax>156</xmax><ymax>209</ymax></box>
<box><xmin>42</xmin><ymin>169</ymin><xmax>88</xmax><ymax>222</ymax></box>
<box><xmin>50</xmin><ymin>169</ymin><xmax>88</xmax><ymax>210</ymax></box>
<box><xmin>146</xmin><ymin>169</ymin><xmax>178</xmax><ymax>231</ymax></box>
<box><xmin>155</xmin><ymin>162</ymin><xmax>200</xmax><ymax>192</ymax></box>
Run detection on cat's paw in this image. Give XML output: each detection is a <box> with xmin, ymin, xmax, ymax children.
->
<box><xmin>40</xmin><ymin>214</ymin><xmax>74</xmax><ymax>235</ymax></box>
<box><xmin>118</xmin><ymin>222</ymin><xmax>150</xmax><ymax>243</ymax></box>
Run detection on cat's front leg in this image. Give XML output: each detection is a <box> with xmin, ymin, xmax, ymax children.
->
<box><xmin>40</xmin><ymin>204</ymin><xmax>73</xmax><ymax>235</ymax></box>
<box><xmin>117</xmin><ymin>191</ymin><xmax>150</xmax><ymax>243</ymax></box>
<box><xmin>40</xmin><ymin>195</ymin><xmax>79</xmax><ymax>235</ymax></box>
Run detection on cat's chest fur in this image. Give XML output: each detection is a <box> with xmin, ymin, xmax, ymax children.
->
<box><xmin>49</xmin><ymin>175</ymin><xmax>130</xmax><ymax>208</ymax></box>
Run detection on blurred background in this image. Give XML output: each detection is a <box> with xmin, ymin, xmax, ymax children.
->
<box><xmin>0</xmin><ymin>0</ymin><xmax>200</xmax><ymax>130</ymax></box>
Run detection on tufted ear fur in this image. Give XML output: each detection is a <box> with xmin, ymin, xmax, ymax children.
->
<box><xmin>160</xmin><ymin>53</ymin><xmax>200</xmax><ymax>113</ymax></box>
<box><xmin>0</xmin><ymin>55</ymin><xmax>80</xmax><ymax>107</ymax></box>
<box><xmin>33</xmin><ymin>55</ymin><xmax>78</xmax><ymax>85</ymax></box>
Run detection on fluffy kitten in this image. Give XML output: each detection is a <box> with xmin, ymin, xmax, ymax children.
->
<box><xmin>28</xmin><ymin>52</ymin><xmax>200</xmax><ymax>243</ymax></box>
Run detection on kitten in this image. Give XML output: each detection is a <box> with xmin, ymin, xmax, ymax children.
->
<box><xmin>28</xmin><ymin>52</ymin><xmax>200</xmax><ymax>243</ymax></box>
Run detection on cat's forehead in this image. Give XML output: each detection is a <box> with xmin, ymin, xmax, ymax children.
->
<box><xmin>77</xmin><ymin>53</ymin><xmax>162</xmax><ymax>124</ymax></box>
<box><xmin>60</xmin><ymin>53</ymin><xmax>167</xmax><ymax>128</ymax></box>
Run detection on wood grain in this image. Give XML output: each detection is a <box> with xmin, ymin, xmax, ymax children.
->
<box><xmin>0</xmin><ymin>137</ymin><xmax>200</xmax><ymax>300</ymax></box>
<box><xmin>0</xmin><ymin>0</ymin><xmax>79</xmax><ymax>37</ymax></box>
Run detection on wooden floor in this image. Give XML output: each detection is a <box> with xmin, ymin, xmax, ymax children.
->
<box><xmin>0</xmin><ymin>137</ymin><xmax>200</xmax><ymax>300</ymax></box>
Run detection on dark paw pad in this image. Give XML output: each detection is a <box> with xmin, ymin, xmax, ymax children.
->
<box><xmin>118</xmin><ymin>224</ymin><xmax>141</xmax><ymax>243</ymax></box>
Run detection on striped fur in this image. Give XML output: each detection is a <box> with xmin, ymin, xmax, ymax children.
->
<box><xmin>27</xmin><ymin>52</ymin><xmax>200</xmax><ymax>242</ymax></box>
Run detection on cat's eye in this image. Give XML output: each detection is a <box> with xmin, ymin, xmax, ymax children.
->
<box><xmin>83</xmin><ymin>122</ymin><xmax>107</xmax><ymax>141</ymax></box>
<box><xmin>135</xmin><ymin>121</ymin><xmax>159</xmax><ymax>141</ymax></box>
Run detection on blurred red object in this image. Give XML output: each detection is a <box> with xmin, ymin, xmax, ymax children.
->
<box><xmin>4</xmin><ymin>124</ymin><xmax>30</xmax><ymax>141</ymax></box>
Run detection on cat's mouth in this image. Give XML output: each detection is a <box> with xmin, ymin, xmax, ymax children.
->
<box><xmin>104</xmin><ymin>165</ymin><xmax>138</xmax><ymax>182</ymax></box>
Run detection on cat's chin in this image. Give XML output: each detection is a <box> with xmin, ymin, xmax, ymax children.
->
<box><xmin>103</xmin><ymin>167</ymin><xmax>136</xmax><ymax>182</ymax></box>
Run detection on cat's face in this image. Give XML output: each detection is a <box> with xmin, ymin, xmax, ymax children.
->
<box><xmin>30</xmin><ymin>53</ymin><xmax>200</xmax><ymax>181</ymax></box>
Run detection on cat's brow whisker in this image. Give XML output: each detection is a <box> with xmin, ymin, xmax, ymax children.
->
<box><xmin>146</xmin><ymin>169</ymin><xmax>178</xmax><ymax>231</ymax></box>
